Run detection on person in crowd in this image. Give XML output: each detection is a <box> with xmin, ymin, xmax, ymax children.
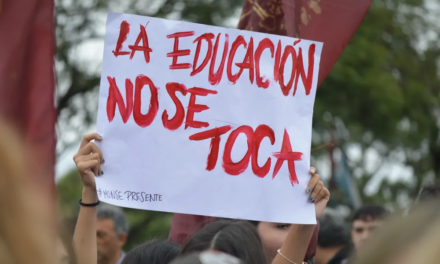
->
<box><xmin>350</xmin><ymin>204</ymin><xmax>388</xmax><ymax>251</ymax></box>
<box><xmin>416</xmin><ymin>182</ymin><xmax>440</xmax><ymax>203</ymax></box>
<box><xmin>96</xmin><ymin>204</ymin><xmax>129</xmax><ymax>264</ymax></box>
<box><xmin>171</xmin><ymin>251</ymin><xmax>243</xmax><ymax>264</ymax></box>
<box><xmin>171</xmin><ymin>214</ymin><xmax>319</xmax><ymax>263</ymax></box>
<box><xmin>181</xmin><ymin>167</ymin><xmax>330</xmax><ymax>264</ymax></box>
<box><xmin>315</xmin><ymin>209</ymin><xmax>350</xmax><ymax>264</ymax></box>
<box><xmin>181</xmin><ymin>220</ymin><xmax>267</xmax><ymax>264</ymax></box>
<box><xmin>121</xmin><ymin>240</ymin><xmax>180</xmax><ymax>264</ymax></box>
<box><xmin>353</xmin><ymin>201</ymin><xmax>440</xmax><ymax>264</ymax></box>
<box><xmin>73</xmin><ymin>133</ymin><xmax>130</xmax><ymax>264</ymax></box>
<box><xmin>73</xmin><ymin>133</ymin><xmax>104</xmax><ymax>264</ymax></box>
<box><xmin>248</xmin><ymin>220</ymin><xmax>319</xmax><ymax>263</ymax></box>
<box><xmin>245</xmin><ymin>170</ymin><xmax>322</xmax><ymax>264</ymax></box>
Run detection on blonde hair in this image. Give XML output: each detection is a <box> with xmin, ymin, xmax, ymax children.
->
<box><xmin>353</xmin><ymin>202</ymin><xmax>440</xmax><ymax>264</ymax></box>
<box><xmin>0</xmin><ymin>119</ymin><xmax>57</xmax><ymax>264</ymax></box>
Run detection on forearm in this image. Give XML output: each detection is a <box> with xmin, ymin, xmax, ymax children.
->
<box><xmin>272</xmin><ymin>224</ymin><xmax>316</xmax><ymax>264</ymax></box>
<box><xmin>73</xmin><ymin>187</ymin><xmax>98</xmax><ymax>264</ymax></box>
<box><xmin>305</xmin><ymin>223</ymin><xmax>319</xmax><ymax>260</ymax></box>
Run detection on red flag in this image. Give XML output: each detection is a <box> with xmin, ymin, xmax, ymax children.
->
<box><xmin>238</xmin><ymin>0</ymin><xmax>372</xmax><ymax>87</ymax></box>
<box><xmin>0</xmin><ymin>0</ymin><xmax>56</xmax><ymax>205</ymax></box>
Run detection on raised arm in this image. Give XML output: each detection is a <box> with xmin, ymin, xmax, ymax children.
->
<box><xmin>73</xmin><ymin>133</ymin><xmax>104</xmax><ymax>264</ymax></box>
<box><xmin>272</xmin><ymin>168</ymin><xmax>330</xmax><ymax>264</ymax></box>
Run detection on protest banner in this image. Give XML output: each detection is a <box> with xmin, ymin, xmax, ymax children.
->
<box><xmin>96</xmin><ymin>12</ymin><xmax>323</xmax><ymax>223</ymax></box>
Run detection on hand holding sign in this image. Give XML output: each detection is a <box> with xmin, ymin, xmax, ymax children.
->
<box><xmin>95</xmin><ymin>13</ymin><xmax>323</xmax><ymax>223</ymax></box>
<box><xmin>307</xmin><ymin>167</ymin><xmax>330</xmax><ymax>219</ymax></box>
<box><xmin>73</xmin><ymin>133</ymin><xmax>104</xmax><ymax>189</ymax></box>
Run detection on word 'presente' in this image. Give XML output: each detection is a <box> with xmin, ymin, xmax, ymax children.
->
<box><xmin>125</xmin><ymin>191</ymin><xmax>163</xmax><ymax>202</ymax></box>
<box><xmin>97</xmin><ymin>188</ymin><xmax>163</xmax><ymax>202</ymax></box>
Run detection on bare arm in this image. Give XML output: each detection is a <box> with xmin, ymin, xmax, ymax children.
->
<box><xmin>272</xmin><ymin>168</ymin><xmax>330</xmax><ymax>264</ymax></box>
<box><xmin>73</xmin><ymin>187</ymin><xmax>98</xmax><ymax>264</ymax></box>
<box><xmin>73</xmin><ymin>133</ymin><xmax>104</xmax><ymax>264</ymax></box>
<box><xmin>273</xmin><ymin>224</ymin><xmax>316</xmax><ymax>264</ymax></box>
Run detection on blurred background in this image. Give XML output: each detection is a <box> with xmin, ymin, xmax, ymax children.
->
<box><xmin>54</xmin><ymin>0</ymin><xmax>440</xmax><ymax>251</ymax></box>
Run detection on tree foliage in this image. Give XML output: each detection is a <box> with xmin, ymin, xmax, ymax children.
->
<box><xmin>314</xmin><ymin>0</ymin><xmax>440</xmax><ymax>206</ymax></box>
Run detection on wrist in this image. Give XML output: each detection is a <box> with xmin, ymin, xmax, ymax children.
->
<box><xmin>83</xmin><ymin>185</ymin><xmax>96</xmax><ymax>192</ymax></box>
<box><xmin>82</xmin><ymin>186</ymin><xmax>98</xmax><ymax>203</ymax></box>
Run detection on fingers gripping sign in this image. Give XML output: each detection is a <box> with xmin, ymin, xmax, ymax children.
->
<box><xmin>305</xmin><ymin>167</ymin><xmax>330</xmax><ymax>219</ymax></box>
<box><xmin>73</xmin><ymin>133</ymin><xmax>105</xmax><ymax>188</ymax></box>
<box><xmin>306</xmin><ymin>167</ymin><xmax>319</xmax><ymax>201</ymax></box>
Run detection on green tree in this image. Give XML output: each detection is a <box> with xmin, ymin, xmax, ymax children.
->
<box><xmin>313</xmin><ymin>0</ymin><xmax>440</xmax><ymax>206</ymax></box>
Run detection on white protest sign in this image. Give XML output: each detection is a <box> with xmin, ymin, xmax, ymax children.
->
<box><xmin>95</xmin><ymin>12</ymin><xmax>323</xmax><ymax>224</ymax></box>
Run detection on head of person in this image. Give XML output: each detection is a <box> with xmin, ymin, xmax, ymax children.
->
<box><xmin>248</xmin><ymin>220</ymin><xmax>317</xmax><ymax>262</ymax></box>
<box><xmin>97</xmin><ymin>204</ymin><xmax>129</xmax><ymax>264</ymax></box>
<box><xmin>181</xmin><ymin>220</ymin><xmax>267</xmax><ymax>264</ymax></box>
<box><xmin>171</xmin><ymin>251</ymin><xmax>243</xmax><ymax>264</ymax></box>
<box><xmin>353</xmin><ymin>201</ymin><xmax>440</xmax><ymax>264</ymax></box>
<box><xmin>416</xmin><ymin>182</ymin><xmax>440</xmax><ymax>203</ymax></box>
<box><xmin>351</xmin><ymin>204</ymin><xmax>387</xmax><ymax>250</ymax></box>
<box><xmin>122</xmin><ymin>240</ymin><xmax>180</xmax><ymax>264</ymax></box>
<box><xmin>316</xmin><ymin>209</ymin><xmax>350</xmax><ymax>264</ymax></box>
<box><xmin>247</xmin><ymin>221</ymin><xmax>290</xmax><ymax>262</ymax></box>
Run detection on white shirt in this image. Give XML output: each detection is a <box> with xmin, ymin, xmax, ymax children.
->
<box><xmin>116</xmin><ymin>252</ymin><xmax>126</xmax><ymax>264</ymax></box>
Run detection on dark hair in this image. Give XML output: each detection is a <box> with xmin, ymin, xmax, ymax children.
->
<box><xmin>247</xmin><ymin>220</ymin><xmax>259</xmax><ymax>227</ymax></box>
<box><xmin>352</xmin><ymin>204</ymin><xmax>388</xmax><ymax>222</ymax></box>
<box><xmin>318</xmin><ymin>209</ymin><xmax>349</xmax><ymax>248</ymax></box>
<box><xmin>181</xmin><ymin>220</ymin><xmax>267</xmax><ymax>264</ymax></box>
<box><xmin>171</xmin><ymin>251</ymin><xmax>243</xmax><ymax>264</ymax></box>
<box><xmin>121</xmin><ymin>240</ymin><xmax>181</xmax><ymax>264</ymax></box>
<box><xmin>417</xmin><ymin>182</ymin><xmax>440</xmax><ymax>202</ymax></box>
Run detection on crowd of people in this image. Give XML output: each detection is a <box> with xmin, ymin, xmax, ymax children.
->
<box><xmin>1</xmin><ymin>128</ymin><xmax>440</xmax><ymax>264</ymax></box>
